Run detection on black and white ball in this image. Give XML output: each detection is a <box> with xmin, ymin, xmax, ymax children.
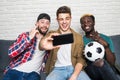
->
<box><xmin>84</xmin><ymin>41</ymin><xmax>105</xmax><ymax>62</ymax></box>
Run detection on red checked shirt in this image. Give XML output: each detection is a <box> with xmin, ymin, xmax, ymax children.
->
<box><xmin>5</xmin><ymin>32</ymin><xmax>37</xmax><ymax>72</ymax></box>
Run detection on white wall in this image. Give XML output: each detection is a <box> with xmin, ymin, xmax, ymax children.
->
<box><xmin>0</xmin><ymin>0</ymin><xmax>120</xmax><ymax>40</ymax></box>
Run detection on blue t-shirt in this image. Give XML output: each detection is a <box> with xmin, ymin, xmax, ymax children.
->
<box><xmin>83</xmin><ymin>33</ymin><xmax>115</xmax><ymax>58</ymax></box>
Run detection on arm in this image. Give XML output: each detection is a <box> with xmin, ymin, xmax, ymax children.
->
<box><xmin>8</xmin><ymin>32</ymin><xmax>31</xmax><ymax>58</ymax></box>
<box><xmin>90</xmin><ymin>32</ymin><xmax>115</xmax><ymax>65</ymax></box>
<box><xmin>105</xmin><ymin>47</ymin><xmax>115</xmax><ymax>65</ymax></box>
<box><xmin>95</xmin><ymin>35</ymin><xmax>115</xmax><ymax>65</ymax></box>
<box><xmin>69</xmin><ymin>34</ymin><xmax>85</xmax><ymax>80</ymax></box>
<box><xmin>39</xmin><ymin>32</ymin><xmax>60</xmax><ymax>50</ymax></box>
<box><xmin>69</xmin><ymin>63</ymin><xmax>83</xmax><ymax>80</ymax></box>
<box><xmin>9</xmin><ymin>27</ymin><xmax>40</xmax><ymax>58</ymax></box>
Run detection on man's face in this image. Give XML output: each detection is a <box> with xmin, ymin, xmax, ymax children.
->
<box><xmin>57</xmin><ymin>13</ymin><xmax>71</xmax><ymax>33</ymax></box>
<box><xmin>36</xmin><ymin>19</ymin><xmax>50</xmax><ymax>35</ymax></box>
<box><xmin>81</xmin><ymin>16</ymin><xmax>95</xmax><ymax>33</ymax></box>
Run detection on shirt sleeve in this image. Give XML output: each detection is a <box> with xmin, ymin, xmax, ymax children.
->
<box><xmin>8</xmin><ymin>32</ymin><xmax>31</xmax><ymax>58</ymax></box>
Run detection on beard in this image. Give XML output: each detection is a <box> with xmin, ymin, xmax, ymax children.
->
<box><xmin>37</xmin><ymin>28</ymin><xmax>48</xmax><ymax>36</ymax></box>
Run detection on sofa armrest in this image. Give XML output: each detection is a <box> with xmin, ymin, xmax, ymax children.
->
<box><xmin>0</xmin><ymin>40</ymin><xmax>15</xmax><ymax>79</ymax></box>
<box><xmin>110</xmin><ymin>35</ymin><xmax>120</xmax><ymax>72</ymax></box>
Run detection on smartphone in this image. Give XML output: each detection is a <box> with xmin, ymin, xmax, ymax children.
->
<box><xmin>52</xmin><ymin>33</ymin><xmax>74</xmax><ymax>46</ymax></box>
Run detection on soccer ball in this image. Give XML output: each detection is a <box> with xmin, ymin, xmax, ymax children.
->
<box><xmin>84</xmin><ymin>41</ymin><xmax>105</xmax><ymax>62</ymax></box>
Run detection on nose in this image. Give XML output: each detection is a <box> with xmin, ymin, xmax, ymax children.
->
<box><xmin>63</xmin><ymin>19</ymin><xmax>67</xmax><ymax>23</ymax></box>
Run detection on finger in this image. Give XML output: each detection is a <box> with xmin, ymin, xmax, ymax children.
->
<box><xmin>35</xmin><ymin>26</ymin><xmax>38</xmax><ymax>30</ymax></box>
<box><xmin>30</xmin><ymin>27</ymin><xmax>37</xmax><ymax>32</ymax></box>
<box><xmin>53</xmin><ymin>45</ymin><xmax>60</xmax><ymax>49</ymax></box>
<box><xmin>35</xmin><ymin>30</ymin><xmax>39</xmax><ymax>34</ymax></box>
<box><xmin>95</xmin><ymin>31</ymin><xmax>98</xmax><ymax>34</ymax></box>
<box><xmin>95</xmin><ymin>31</ymin><xmax>100</xmax><ymax>36</ymax></box>
<box><xmin>47</xmin><ymin>37</ymin><xmax>54</xmax><ymax>41</ymax></box>
<box><xmin>90</xmin><ymin>34</ymin><xmax>93</xmax><ymax>37</ymax></box>
<box><xmin>51</xmin><ymin>33</ymin><xmax>60</xmax><ymax>36</ymax></box>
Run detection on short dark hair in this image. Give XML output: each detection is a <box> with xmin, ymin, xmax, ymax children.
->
<box><xmin>80</xmin><ymin>14</ymin><xmax>95</xmax><ymax>23</ymax></box>
<box><xmin>56</xmin><ymin>6</ymin><xmax>71</xmax><ymax>17</ymax></box>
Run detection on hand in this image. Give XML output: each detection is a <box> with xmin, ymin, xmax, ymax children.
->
<box><xmin>90</xmin><ymin>31</ymin><xmax>109</xmax><ymax>48</ymax></box>
<box><xmin>39</xmin><ymin>32</ymin><xmax>60</xmax><ymax>50</ymax></box>
<box><xmin>93</xmin><ymin>59</ymin><xmax>104</xmax><ymax>67</ymax></box>
<box><xmin>29</xmin><ymin>26</ymin><xmax>39</xmax><ymax>39</ymax></box>
<box><xmin>90</xmin><ymin>31</ymin><xmax>100</xmax><ymax>41</ymax></box>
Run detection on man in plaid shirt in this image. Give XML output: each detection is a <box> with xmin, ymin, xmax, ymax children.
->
<box><xmin>3</xmin><ymin>13</ymin><xmax>51</xmax><ymax>80</ymax></box>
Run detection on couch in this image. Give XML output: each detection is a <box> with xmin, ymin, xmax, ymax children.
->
<box><xmin>0</xmin><ymin>40</ymin><xmax>14</xmax><ymax>80</ymax></box>
<box><xmin>0</xmin><ymin>35</ymin><xmax>120</xmax><ymax>80</ymax></box>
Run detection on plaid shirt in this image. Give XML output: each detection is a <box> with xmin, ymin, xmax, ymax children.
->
<box><xmin>5</xmin><ymin>32</ymin><xmax>37</xmax><ymax>72</ymax></box>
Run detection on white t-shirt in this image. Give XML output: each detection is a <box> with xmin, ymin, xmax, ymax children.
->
<box><xmin>55</xmin><ymin>44</ymin><xmax>72</xmax><ymax>67</ymax></box>
<box><xmin>13</xmin><ymin>39</ymin><xmax>45</xmax><ymax>74</ymax></box>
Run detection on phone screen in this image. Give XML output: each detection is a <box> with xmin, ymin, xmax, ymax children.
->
<box><xmin>52</xmin><ymin>33</ymin><xmax>74</xmax><ymax>46</ymax></box>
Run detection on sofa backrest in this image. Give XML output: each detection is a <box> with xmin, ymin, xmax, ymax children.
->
<box><xmin>0</xmin><ymin>40</ymin><xmax>15</xmax><ymax>79</ymax></box>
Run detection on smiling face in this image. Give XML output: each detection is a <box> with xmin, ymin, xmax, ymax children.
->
<box><xmin>56</xmin><ymin>6</ymin><xmax>72</xmax><ymax>34</ymax></box>
<box><xmin>80</xmin><ymin>16</ymin><xmax>95</xmax><ymax>34</ymax></box>
<box><xmin>57</xmin><ymin>13</ymin><xmax>71</xmax><ymax>33</ymax></box>
<box><xmin>36</xmin><ymin>18</ymin><xmax>50</xmax><ymax>35</ymax></box>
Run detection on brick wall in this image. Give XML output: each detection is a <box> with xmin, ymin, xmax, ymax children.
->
<box><xmin>0</xmin><ymin>0</ymin><xmax>120</xmax><ymax>40</ymax></box>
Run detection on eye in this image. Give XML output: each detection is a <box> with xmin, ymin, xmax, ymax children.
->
<box><xmin>58</xmin><ymin>18</ymin><xmax>63</xmax><ymax>21</ymax></box>
<box><xmin>66</xmin><ymin>17</ymin><xmax>71</xmax><ymax>20</ymax></box>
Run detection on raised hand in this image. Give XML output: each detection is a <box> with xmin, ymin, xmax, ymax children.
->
<box><xmin>39</xmin><ymin>32</ymin><xmax>60</xmax><ymax>50</ymax></box>
<box><xmin>90</xmin><ymin>31</ymin><xmax>109</xmax><ymax>48</ymax></box>
<box><xmin>29</xmin><ymin>26</ymin><xmax>39</xmax><ymax>39</ymax></box>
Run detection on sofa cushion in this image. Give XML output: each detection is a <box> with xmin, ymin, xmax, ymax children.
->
<box><xmin>0</xmin><ymin>40</ymin><xmax>15</xmax><ymax>79</ymax></box>
<box><xmin>110</xmin><ymin>35</ymin><xmax>120</xmax><ymax>72</ymax></box>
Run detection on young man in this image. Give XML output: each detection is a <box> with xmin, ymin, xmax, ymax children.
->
<box><xmin>39</xmin><ymin>6</ymin><xmax>91</xmax><ymax>80</ymax></box>
<box><xmin>3</xmin><ymin>13</ymin><xmax>51</xmax><ymax>80</ymax></box>
<box><xmin>80</xmin><ymin>14</ymin><xmax>120</xmax><ymax>80</ymax></box>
